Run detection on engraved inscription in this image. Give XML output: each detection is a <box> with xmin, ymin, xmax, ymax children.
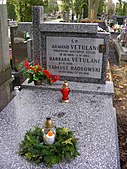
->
<box><xmin>46</xmin><ymin>37</ymin><xmax>104</xmax><ymax>79</ymax></box>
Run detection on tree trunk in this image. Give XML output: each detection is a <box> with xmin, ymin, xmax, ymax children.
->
<box><xmin>88</xmin><ymin>0</ymin><xmax>99</xmax><ymax>19</ymax></box>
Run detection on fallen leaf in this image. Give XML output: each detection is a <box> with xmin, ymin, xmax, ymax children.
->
<box><xmin>118</xmin><ymin>98</ymin><xmax>123</xmax><ymax>101</ymax></box>
<box><xmin>122</xmin><ymin>106</ymin><xmax>126</xmax><ymax>110</ymax></box>
<box><xmin>119</xmin><ymin>85</ymin><xmax>124</xmax><ymax>89</ymax></box>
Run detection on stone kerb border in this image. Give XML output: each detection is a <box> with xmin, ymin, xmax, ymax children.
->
<box><xmin>32</xmin><ymin>6</ymin><xmax>110</xmax><ymax>84</ymax></box>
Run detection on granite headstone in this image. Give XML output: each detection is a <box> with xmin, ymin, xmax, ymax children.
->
<box><xmin>32</xmin><ymin>6</ymin><xmax>109</xmax><ymax>84</ymax></box>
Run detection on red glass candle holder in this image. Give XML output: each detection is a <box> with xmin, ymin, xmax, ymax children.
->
<box><xmin>61</xmin><ymin>81</ymin><xmax>70</xmax><ymax>103</ymax></box>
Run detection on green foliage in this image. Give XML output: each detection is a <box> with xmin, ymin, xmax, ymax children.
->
<box><xmin>47</xmin><ymin>0</ymin><xmax>59</xmax><ymax>13</ymax></box>
<box><xmin>23</xmin><ymin>64</ymin><xmax>44</xmax><ymax>83</ymax></box>
<box><xmin>98</xmin><ymin>0</ymin><xmax>105</xmax><ymax>15</ymax></box>
<box><xmin>19</xmin><ymin>127</ymin><xmax>79</xmax><ymax>167</ymax></box>
<box><xmin>88</xmin><ymin>0</ymin><xmax>100</xmax><ymax>19</ymax></box>
<box><xmin>7</xmin><ymin>0</ymin><xmax>48</xmax><ymax>22</ymax></box>
<box><xmin>7</xmin><ymin>3</ymin><xmax>17</xmax><ymax>20</ymax></box>
<box><xmin>61</xmin><ymin>0</ymin><xmax>72</xmax><ymax>12</ymax></box>
<box><xmin>122</xmin><ymin>2</ymin><xmax>127</xmax><ymax>15</ymax></box>
<box><xmin>23</xmin><ymin>62</ymin><xmax>60</xmax><ymax>85</ymax></box>
<box><xmin>116</xmin><ymin>1</ymin><xmax>127</xmax><ymax>16</ymax></box>
<box><xmin>74</xmin><ymin>0</ymin><xmax>88</xmax><ymax>20</ymax></box>
<box><xmin>18</xmin><ymin>0</ymin><xmax>48</xmax><ymax>22</ymax></box>
<box><xmin>108</xmin><ymin>7</ymin><xmax>114</xmax><ymax>16</ymax></box>
<box><xmin>7</xmin><ymin>0</ymin><xmax>19</xmax><ymax>20</ymax></box>
<box><xmin>24</xmin><ymin>71</ymin><xmax>46</xmax><ymax>83</ymax></box>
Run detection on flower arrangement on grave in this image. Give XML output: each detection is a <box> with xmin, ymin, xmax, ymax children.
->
<box><xmin>117</xmin><ymin>27</ymin><xmax>127</xmax><ymax>48</ymax></box>
<box><xmin>19</xmin><ymin>118</ymin><xmax>79</xmax><ymax>167</ymax></box>
<box><xmin>23</xmin><ymin>61</ymin><xmax>60</xmax><ymax>85</ymax></box>
<box><xmin>112</xmin><ymin>24</ymin><xmax>121</xmax><ymax>32</ymax></box>
<box><xmin>121</xmin><ymin>27</ymin><xmax>127</xmax><ymax>47</ymax></box>
<box><xmin>109</xmin><ymin>19</ymin><xmax>115</xmax><ymax>27</ymax></box>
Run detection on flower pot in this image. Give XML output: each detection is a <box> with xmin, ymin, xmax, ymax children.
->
<box><xmin>34</xmin><ymin>79</ymin><xmax>43</xmax><ymax>85</ymax></box>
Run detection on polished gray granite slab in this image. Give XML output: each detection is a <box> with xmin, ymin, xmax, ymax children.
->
<box><xmin>39</xmin><ymin>23</ymin><xmax>98</xmax><ymax>33</ymax></box>
<box><xmin>0</xmin><ymin>82</ymin><xmax>120</xmax><ymax>169</ymax></box>
<box><xmin>22</xmin><ymin>80</ymin><xmax>114</xmax><ymax>95</ymax></box>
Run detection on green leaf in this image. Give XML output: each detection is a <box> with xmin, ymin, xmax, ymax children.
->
<box><xmin>24</xmin><ymin>72</ymin><xmax>29</xmax><ymax>78</ymax></box>
<box><xmin>27</xmin><ymin>69</ymin><xmax>34</xmax><ymax>74</ymax></box>
<box><xmin>47</xmin><ymin>78</ymin><xmax>52</xmax><ymax>85</ymax></box>
<box><xmin>28</xmin><ymin>78</ymin><xmax>33</xmax><ymax>84</ymax></box>
<box><xmin>38</xmin><ymin>71</ymin><xmax>43</xmax><ymax>75</ymax></box>
<box><xmin>33</xmin><ymin>74</ymin><xmax>39</xmax><ymax>81</ymax></box>
<box><xmin>63</xmin><ymin>128</ymin><xmax>69</xmax><ymax>134</ymax></box>
<box><xmin>25</xmin><ymin>153</ymin><xmax>32</xmax><ymax>160</ymax></box>
<box><xmin>26</xmin><ymin>135</ymin><xmax>31</xmax><ymax>141</ymax></box>
<box><xmin>20</xmin><ymin>67</ymin><xmax>26</xmax><ymax>72</ymax></box>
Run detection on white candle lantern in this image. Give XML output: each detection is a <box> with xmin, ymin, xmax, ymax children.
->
<box><xmin>42</xmin><ymin>117</ymin><xmax>56</xmax><ymax>145</ymax></box>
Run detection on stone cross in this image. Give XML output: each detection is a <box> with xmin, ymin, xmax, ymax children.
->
<box><xmin>32</xmin><ymin>6</ymin><xmax>43</xmax><ymax>64</ymax></box>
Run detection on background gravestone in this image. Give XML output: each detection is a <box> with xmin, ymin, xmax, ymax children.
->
<box><xmin>0</xmin><ymin>3</ymin><xmax>13</xmax><ymax>111</ymax></box>
<box><xmin>9</xmin><ymin>24</ymin><xmax>33</xmax><ymax>87</ymax></box>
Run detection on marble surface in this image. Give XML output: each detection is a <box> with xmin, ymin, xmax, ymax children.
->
<box><xmin>0</xmin><ymin>83</ymin><xmax>120</xmax><ymax>169</ymax></box>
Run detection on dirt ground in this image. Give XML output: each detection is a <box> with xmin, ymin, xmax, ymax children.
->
<box><xmin>111</xmin><ymin>64</ymin><xmax>127</xmax><ymax>169</ymax></box>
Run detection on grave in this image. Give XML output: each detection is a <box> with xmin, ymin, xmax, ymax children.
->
<box><xmin>114</xmin><ymin>40</ymin><xmax>127</xmax><ymax>65</ymax></box>
<box><xmin>0</xmin><ymin>6</ymin><xmax>120</xmax><ymax>169</ymax></box>
<box><xmin>113</xmin><ymin>28</ymin><xmax>127</xmax><ymax>65</ymax></box>
<box><xmin>0</xmin><ymin>2</ymin><xmax>13</xmax><ymax>111</ymax></box>
<box><xmin>113</xmin><ymin>15</ymin><xmax>127</xmax><ymax>26</ymax></box>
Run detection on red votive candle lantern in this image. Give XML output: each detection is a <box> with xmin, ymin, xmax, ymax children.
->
<box><xmin>61</xmin><ymin>81</ymin><xmax>70</xmax><ymax>103</ymax></box>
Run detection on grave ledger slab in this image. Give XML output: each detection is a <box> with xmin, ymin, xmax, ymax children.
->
<box><xmin>0</xmin><ymin>81</ymin><xmax>120</xmax><ymax>169</ymax></box>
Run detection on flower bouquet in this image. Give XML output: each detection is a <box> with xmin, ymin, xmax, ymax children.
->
<box><xmin>112</xmin><ymin>24</ymin><xmax>121</xmax><ymax>32</ymax></box>
<box><xmin>24</xmin><ymin>61</ymin><xmax>60</xmax><ymax>85</ymax></box>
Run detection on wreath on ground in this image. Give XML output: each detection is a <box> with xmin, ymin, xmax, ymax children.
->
<box><xmin>19</xmin><ymin>126</ymin><xmax>80</xmax><ymax>167</ymax></box>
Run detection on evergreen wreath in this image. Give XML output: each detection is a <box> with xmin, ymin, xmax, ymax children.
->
<box><xmin>19</xmin><ymin>126</ymin><xmax>80</xmax><ymax>167</ymax></box>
